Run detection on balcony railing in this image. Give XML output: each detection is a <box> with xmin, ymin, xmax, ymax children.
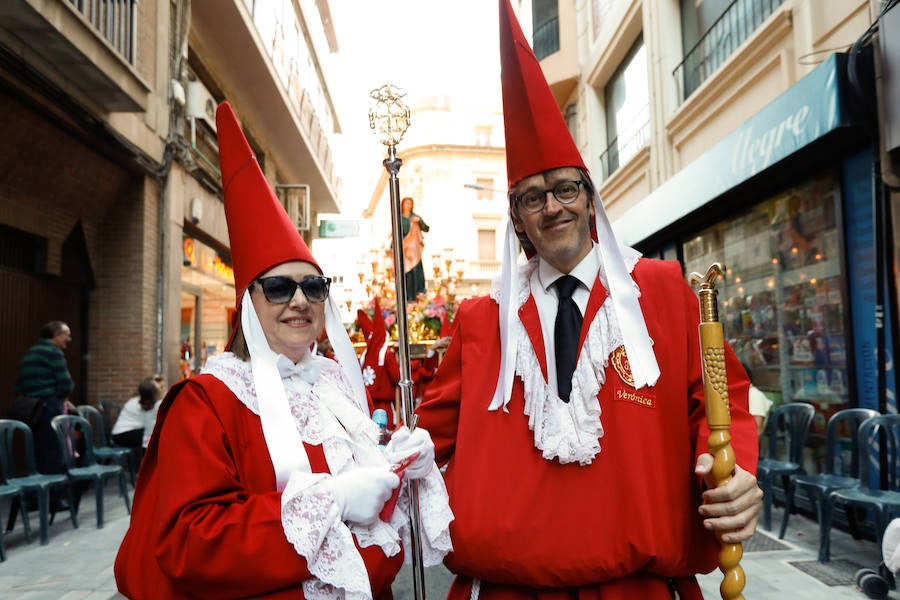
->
<box><xmin>673</xmin><ymin>0</ymin><xmax>784</xmax><ymax>102</ymax></box>
<box><xmin>533</xmin><ymin>15</ymin><xmax>560</xmax><ymax>61</ymax></box>
<box><xmin>68</xmin><ymin>0</ymin><xmax>137</xmax><ymax>64</ymax></box>
<box><xmin>598</xmin><ymin>105</ymin><xmax>649</xmax><ymax>180</ymax></box>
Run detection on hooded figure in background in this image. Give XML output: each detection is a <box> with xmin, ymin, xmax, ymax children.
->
<box><xmin>413</xmin><ymin>2</ymin><xmax>761</xmax><ymax>599</ymax></box>
<box><xmin>358</xmin><ymin>299</ymin><xmax>401</xmax><ymax>426</ymax></box>
<box><xmin>115</xmin><ymin>102</ymin><xmax>452</xmax><ymax>600</ymax></box>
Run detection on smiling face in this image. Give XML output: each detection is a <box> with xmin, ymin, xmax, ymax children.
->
<box><xmin>250</xmin><ymin>261</ymin><xmax>325</xmax><ymax>363</ymax></box>
<box><xmin>510</xmin><ymin>167</ymin><xmax>594</xmax><ymax>273</ymax></box>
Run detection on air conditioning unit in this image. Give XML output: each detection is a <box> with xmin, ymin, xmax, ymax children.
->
<box><xmin>186</xmin><ymin>81</ymin><xmax>217</xmax><ymax>133</ymax></box>
<box><xmin>276</xmin><ymin>184</ymin><xmax>311</xmax><ymax>232</ymax></box>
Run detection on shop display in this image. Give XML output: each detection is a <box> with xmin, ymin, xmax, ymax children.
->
<box><xmin>683</xmin><ymin>172</ymin><xmax>848</xmax><ymax>438</ymax></box>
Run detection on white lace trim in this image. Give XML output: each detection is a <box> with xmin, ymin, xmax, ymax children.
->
<box><xmin>202</xmin><ymin>354</ymin><xmax>453</xmax><ymax>599</ymax></box>
<box><xmin>489</xmin><ymin>250</ymin><xmax>642</xmax><ymax>466</ymax></box>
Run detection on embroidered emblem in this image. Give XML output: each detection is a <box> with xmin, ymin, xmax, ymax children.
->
<box><xmin>610</xmin><ymin>339</ymin><xmax>654</xmax><ymax>388</ymax></box>
<box><xmin>362</xmin><ymin>365</ymin><xmax>375</xmax><ymax>386</ymax></box>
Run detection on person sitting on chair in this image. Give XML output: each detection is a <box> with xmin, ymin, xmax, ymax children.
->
<box><xmin>111</xmin><ymin>378</ymin><xmax>162</xmax><ymax>454</ymax></box>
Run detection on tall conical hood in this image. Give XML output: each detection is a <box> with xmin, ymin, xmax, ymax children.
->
<box><xmin>216</xmin><ymin>101</ymin><xmax>318</xmax><ymax>311</ymax></box>
<box><xmin>500</xmin><ymin>0</ymin><xmax>585</xmax><ymax>186</ymax></box>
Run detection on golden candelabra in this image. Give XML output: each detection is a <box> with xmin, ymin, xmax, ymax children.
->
<box><xmin>358</xmin><ymin>249</ymin><xmax>397</xmax><ymax>303</ymax></box>
<box><xmin>430</xmin><ymin>247</ymin><xmax>465</xmax><ymax>300</ymax></box>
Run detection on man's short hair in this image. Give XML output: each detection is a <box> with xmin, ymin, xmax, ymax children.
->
<box><xmin>40</xmin><ymin>320</ymin><xmax>68</xmax><ymax>339</ymax></box>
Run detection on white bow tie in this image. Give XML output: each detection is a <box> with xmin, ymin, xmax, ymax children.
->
<box><xmin>275</xmin><ymin>354</ymin><xmax>320</xmax><ymax>385</ymax></box>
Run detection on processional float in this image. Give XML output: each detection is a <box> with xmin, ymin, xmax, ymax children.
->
<box><xmin>691</xmin><ymin>263</ymin><xmax>745</xmax><ymax>600</ymax></box>
<box><xmin>368</xmin><ymin>83</ymin><xmax>427</xmax><ymax>600</ymax></box>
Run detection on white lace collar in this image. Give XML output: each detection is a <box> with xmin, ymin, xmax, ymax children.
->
<box><xmin>489</xmin><ymin>249</ymin><xmax>642</xmax><ymax>465</ymax></box>
<box><xmin>202</xmin><ymin>353</ymin><xmax>382</xmax><ymax>471</ymax></box>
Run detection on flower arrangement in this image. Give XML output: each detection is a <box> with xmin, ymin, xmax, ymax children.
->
<box><xmin>407</xmin><ymin>293</ymin><xmax>455</xmax><ymax>341</ymax></box>
<box><xmin>353</xmin><ymin>293</ymin><xmax>454</xmax><ymax>343</ymax></box>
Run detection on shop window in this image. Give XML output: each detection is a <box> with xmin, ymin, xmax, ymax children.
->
<box><xmin>682</xmin><ymin>172</ymin><xmax>847</xmax><ymax>448</ymax></box>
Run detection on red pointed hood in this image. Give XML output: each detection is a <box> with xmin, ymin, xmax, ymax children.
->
<box><xmin>357</xmin><ymin>308</ymin><xmax>373</xmax><ymax>340</ymax></box>
<box><xmin>216</xmin><ymin>101</ymin><xmax>319</xmax><ymax>313</ymax></box>
<box><xmin>440</xmin><ymin>311</ymin><xmax>452</xmax><ymax>337</ymax></box>
<box><xmin>366</xmin><ymin>298</ymin><xmax>388</xmax><ymax>351</ymax></box>
<box><xmin>500</xmin><ymin>0</ymin><xmax>585</xmax><ymax>188</ymax></box>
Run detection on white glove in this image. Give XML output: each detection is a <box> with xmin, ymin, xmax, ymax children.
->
<box><xmin>386</xmin><ymin>426</ymin><xmax>436</xmax><ymax>480</ymax></box>
<box><xmin>327</xmin><ymin>467</ymin><xmax>399</xmax><ymax>525</ymax></box>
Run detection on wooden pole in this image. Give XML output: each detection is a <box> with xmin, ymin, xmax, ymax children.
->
<box><xmin>690</xmin><ymin>263</ymin><xmax>745</xmax><ymax>600</ymax></box>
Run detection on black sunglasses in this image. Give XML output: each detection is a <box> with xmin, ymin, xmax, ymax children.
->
<box><xmin>255</xmin><ymin>275</ymin><xmax>332</xmax><ymax>303</ymax></box>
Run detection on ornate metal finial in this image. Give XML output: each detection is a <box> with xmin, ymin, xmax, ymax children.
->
<box><xmin>690</xmin><ymin>263</ymin><xmax>725</xmax><ymax>324</ymax></box>
<box><xmin>368</xmin><ymin>83</ymin><xmax>411</xmax><ymax>148</ymax></box>
<box><xmin>689</xmin><ymin>262</ymin><xmax>724</xmax><ymax>291</ymax></box>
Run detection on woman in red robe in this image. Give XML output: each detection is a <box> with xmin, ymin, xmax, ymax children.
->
<box><xmin>114</xmin><ymin>102</ymin><xmax>452</xmax><ymax>600</ymax></box>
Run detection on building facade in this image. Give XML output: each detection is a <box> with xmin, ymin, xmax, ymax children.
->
<box><xmin>0</xmin><ymin>0</ymin><xmax>343</xmax><ymax>411</ymax></box>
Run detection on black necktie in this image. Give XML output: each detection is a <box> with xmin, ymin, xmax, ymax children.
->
<box><xmin>553</xmin><ymin>275</ymin><xmax>583</xmax><ymax>402</ymax></box>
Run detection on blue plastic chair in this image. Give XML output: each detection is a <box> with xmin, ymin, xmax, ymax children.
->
<box><xmin>0</xmin><ymin>419</ymin><xmax>78</xmax><ymax>545</ymax></box>
<box><xmin>50</xmin><ymin>415</ymin><xmax>131</xmax><ymax>529</ymax></box>
<box><xmin>821</xmin><ymin>414</ymin><xmax>900</xmax><ymax>562</ymax></box>
<box><xmin>782</xmin><ymin>408</ymin><xmax>878</xmax><ymax>558</ymax></box>
<box><xmin>76</xmin><ymin>404</ymin><xmax>136</xmax><ymax>486</ymax></box>
<box><xmin>757</xmin><ymin>402</ymin><xmax>816</xmax><ymax>532</ymax></box>
<box><xmin>0</xmin><ymin>433</ymin><xmax>30</xmax><ymax>560</ymax></box>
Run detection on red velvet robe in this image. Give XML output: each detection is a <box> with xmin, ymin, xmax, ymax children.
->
<box><xmin>115</xmin><ymin>374</ymin><xmax>402</xmax><ymax>599</ymax></box>
<box><xmin>416</xmin><ymin>259</ymin><xmax>758</xmax><ymax>600</ymax></box>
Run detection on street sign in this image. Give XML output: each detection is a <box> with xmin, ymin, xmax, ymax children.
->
<box><xmin>318</xmin><ymin>219</ymin><xmax>360</xmax><ymax>238</ymax></box>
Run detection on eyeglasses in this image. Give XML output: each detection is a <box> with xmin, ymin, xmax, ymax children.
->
<box><xmin>255</xmin><ymin>275</ymin><xmax>332</xmax><ymax>303</ymax></box>
<box><xmin>513</xmin><ymin>180</ymin><xmax>585</xmax><ymax>213</ymax></box>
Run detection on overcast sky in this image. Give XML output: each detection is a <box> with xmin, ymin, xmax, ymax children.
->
<box><xmin>326</xmin><ymin>0</ymin><xmax>502</xmax><ymax>214</ymax></box>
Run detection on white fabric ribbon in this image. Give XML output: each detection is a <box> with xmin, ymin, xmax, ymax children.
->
<box><xmin>240</xmin><ymin>290</ymin><xmax>311</xmax><ymax>490</ymax></box>
<box><xmin>325</xmin><ymin>295</ymin><xmax>369</xmax><ymax>415</ymax></box>
<box><xmin>589</xmin><ymin>190</ymin><xmax>659</xmax><ymax>389</ymax></box>
<box><xmin>489</xmin><ymin>217</ymin><xmax>523</xmax><ymax>411</ymax></box>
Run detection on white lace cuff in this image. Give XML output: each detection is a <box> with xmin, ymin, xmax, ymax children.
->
<box><xmin>390</xmin><ymin>465</ymin><xmax>454</xmax><ymax>566</ymax></box>
<box><xmin>281</xmin><ymin>472</ymin><xmax>373</xmax><ymax>600</ymax></box>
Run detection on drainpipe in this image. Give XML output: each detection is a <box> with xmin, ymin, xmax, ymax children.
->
<box><xmin>155</xmin><ymin>0</ymin><xmax>192</xmax><ymax>375</ymax></box>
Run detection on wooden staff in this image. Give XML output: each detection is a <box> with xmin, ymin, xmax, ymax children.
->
<box><xmin>690</xmin><ymin>263</ymin><xmax>745</xmax><ymax>600</ymax></box>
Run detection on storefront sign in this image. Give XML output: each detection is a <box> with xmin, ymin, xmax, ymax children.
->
<box><xmin>614</xmin><ymin>53</ymin><xmax>852</xmax><ymax>246</ymax></box>
<box><xmin>183</xmin><ymin>236</ymin><xmax>234</xmax><ymax>284</ymax></box>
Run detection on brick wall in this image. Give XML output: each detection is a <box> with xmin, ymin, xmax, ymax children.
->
<box><xmin>88</xmin><ymin>176</ymin><xmax>161</xmax><ymax>405</ymax></box>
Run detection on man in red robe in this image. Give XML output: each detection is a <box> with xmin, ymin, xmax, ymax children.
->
<box><xmin>414</xmin><ymin>2</ymin><xmax>762</xmax><ymax>599</ymax></box>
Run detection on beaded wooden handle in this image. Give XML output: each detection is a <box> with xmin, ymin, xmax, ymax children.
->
<box><xmin>690</xmin><ymin>263</ymin><xmax>745</xmax><ymax>600</ymax></box>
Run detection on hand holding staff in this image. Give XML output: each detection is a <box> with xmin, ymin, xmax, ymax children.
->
<box><xmin>691</xmin><ymin>263</ymin><xmax>746</xmax><ymax>600</ymax></box>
